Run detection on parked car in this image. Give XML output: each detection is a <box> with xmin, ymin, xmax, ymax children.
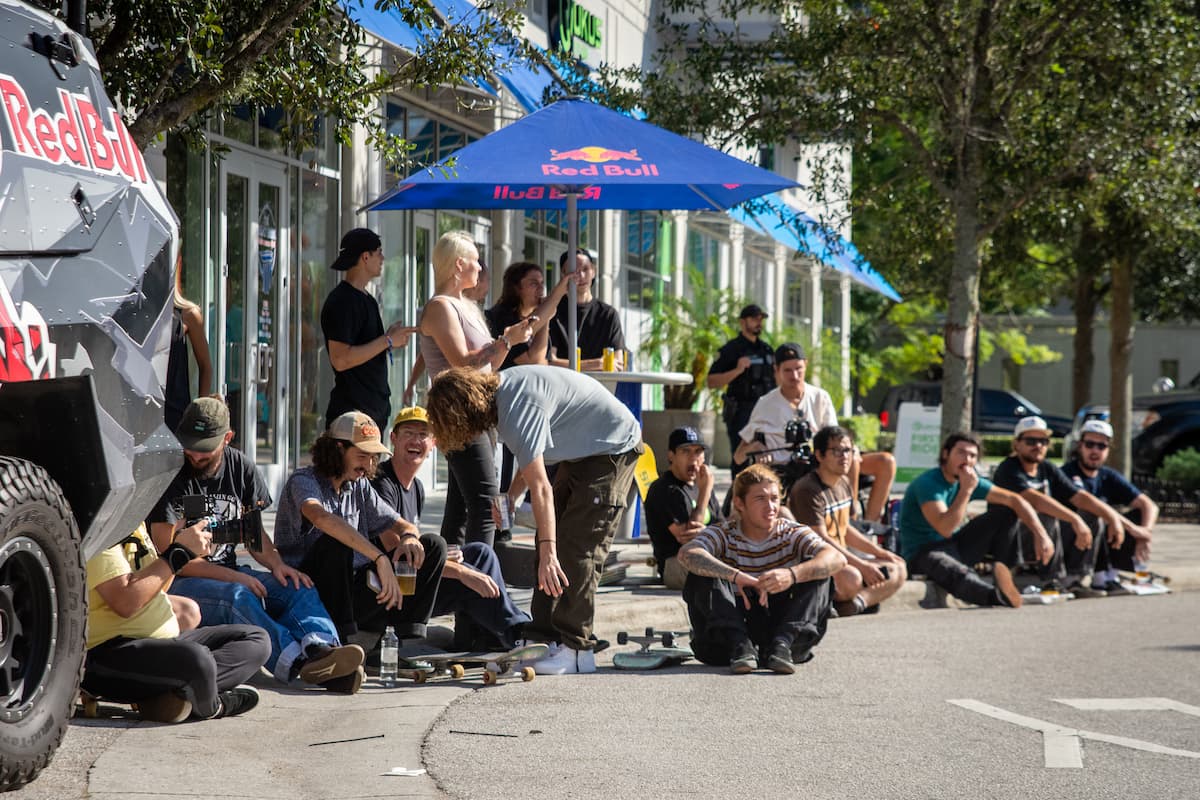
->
<box><xmin>878</xmin><ymin>381</ymin><xmax>1073</xmax><ymax>437</ymax></box>
<box><xmin>1063</xmin><ymin>386</ymin><xmax>1200</xmax><ymax>480</ymax></box>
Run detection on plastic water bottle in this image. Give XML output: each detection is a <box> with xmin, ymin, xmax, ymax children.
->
<box><xmin>380</xmin><ymin>626</ymin><xmax>399</xmax><ymax>687</ymax></box>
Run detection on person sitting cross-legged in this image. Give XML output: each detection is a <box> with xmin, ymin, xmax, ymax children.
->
<box><xmin>678</xmin><ymin>464</ymin><xmax>845</xmax><ymax>674</ymax></box>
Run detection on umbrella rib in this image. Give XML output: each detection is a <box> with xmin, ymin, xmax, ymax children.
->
<box><xmin>688</xmin><ymin>184</ymin><xmax>726</xmax><ymax>211</ymax></box>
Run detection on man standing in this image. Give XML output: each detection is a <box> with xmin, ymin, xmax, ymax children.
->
<box><xmin>707</xmin><ymin>304</ymin><xmax>775</xmax><ymax>477</ymax></box>
<box><xmin>899</xmin><ymin>432</ymin><xmax>1053</xmax><ymax>608</ymax></box>
<box><xmin>644</xmin><ymin>426</ymin><xmax>724</xmax><ymax>590</ymax></box>
<box><xmin>788</xmin><ymin>425</ymin><xmax>907</xmax><ymax>616</ymax></box>
<box><xmin>372</xmin><ymin>406</ymin><xmax>531</xmax><ymax>650</ymax></box>
<box><xmin>273</xmin><ymin>411</ymin><xmax>447</xmax><ymax>651</ymax></box>
<box><xmin>148</xmin><ymin>398</ymin><xmax>364</xmax><ymax>691</ymax></box>
<box><xmin>321</xmin><ymin>227</ymin><xmax>413</xmax><ymax>431</ymax></box>
<box><xmin>990</xmin><ymin>416</ymin><xmax>1127</xmax><ymax>597</ymax></box>
<box><xmin>678</xmin><ymin>465</ymin><xmax>844</xmax><ymax>674</ymax></box>
<box><xmin>736</xmin><ymin>343</ymin><xmax>896</xmax><ymax>522</ymax></box>
<box><xmin>84</xmin><ymin>523</ymin><xmax>268</xmax><ymax>722</ymax></box>
<box><xmin>426</xmin><ymin>365</ymin><xmax>642</xmax><ymax>675</ymax></box>
<box><xmin>547</xmin><ymin>248</ymin><xmax>625</xmax><ymax>370</ymax></box>
<box><xmin>1061</xmin><ymin>419</ymin><xmax>1157</xmax><ymax>592</ymax></box>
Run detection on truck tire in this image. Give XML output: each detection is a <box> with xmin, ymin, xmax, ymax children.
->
<box><xmin>0</xmin><ymin>457</ymin><xmax>85</xmax><ymax>791</ymax></box>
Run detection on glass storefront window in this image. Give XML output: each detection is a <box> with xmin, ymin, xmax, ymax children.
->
<box><xmin>296</xmin><ymin>171</ymin><xmax>341</xmax><ymax>454</ymax></box>
<box><xmin>223</xmin><ymin>105</ymin><xmax>255</xmax><ymax>146</ymax></box>
<box><xmin>624</xmin><ymin>211</ymin><xmax>660</xmax><ymax>311</ymax></box>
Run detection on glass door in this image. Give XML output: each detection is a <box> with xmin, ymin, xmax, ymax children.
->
<box><xmin>218</xmin><ymin>153</ymin><xmax>290</xmax><ymax>491</ymax></box>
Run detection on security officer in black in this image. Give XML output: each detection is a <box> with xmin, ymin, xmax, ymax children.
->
<box><xmin>707</xmin><ymin>304</ymin><xmax>776</xmax><ymax>478</ymax></box>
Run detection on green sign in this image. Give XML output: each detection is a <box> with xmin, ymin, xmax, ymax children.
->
<box><xmin>552</xmin><ymin>0</ymin><xmax>602</xmax><ymax>61</ymax></box>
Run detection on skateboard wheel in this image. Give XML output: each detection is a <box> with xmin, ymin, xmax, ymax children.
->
<box><xmin>483</xmin><ymin>670</ymin><xmax>498</xmax><ymax>685</ymax></box>
<box><xmin>644</xmin><ymin>627</ymin><xmax>655</xmax><ymax>637</ymax></box>
<box><xmin>520</xmin><ymin>667</ymin><xmax>536</xmax><ymax>682</ymax></box>
<box><xmin>449</xmin><ymin>664</ymin><xmax>466</xmax><ymax>679</ymax></box>
<box><xmin>414</xmin><ymin>671</ymin><xmax>428</xmax><ymax>684</ymax></box>
<box><xmin>616</xmin><ymin>631</ymin><xmax>629</xmax><ymax>645</ymax></box>
<box><xmin>662</xmin><ymin>632</ymin><xmax>675</xmax><ymax>647</ymax></box>
<box><xmin>81</xmin><ymin>699</ymin><xmax>98</xmax><ymax>718</ymax></box>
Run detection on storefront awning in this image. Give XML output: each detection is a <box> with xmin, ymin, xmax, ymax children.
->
<box><xmin>729</xmin><ymin>198</ymin><xmax>902</xmax><ymax>302</ymax></box>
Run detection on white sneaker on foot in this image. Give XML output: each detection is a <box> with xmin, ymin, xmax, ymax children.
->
<box><xmin>575</xmin><ymin>648</ymin><xmax>596</xmax><ymax>674</ymax></box>
<box><xmin>532</xmin><ymin>643</ymin><xmax>579</xmax><ymax>675</ymax></box>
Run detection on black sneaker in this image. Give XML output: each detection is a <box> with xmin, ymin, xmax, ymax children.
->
<box><xmin>764</xmin><ymin>641</ymin><xmax>795</xmax><ymax>675</ymax></box>
<box><xmin>215</xmin><ymin>686</ymin><xmax>260</xmax><ymax>718</ymax></box>
<box><xmin>589</xmin><ymin>634</ymin><xmax>610</xmax><ymax>654</ymax></box>
<box><xmin>729</xmin><ymin>641</ymin><xmax>757</xmax><ymax>675</ymax></box>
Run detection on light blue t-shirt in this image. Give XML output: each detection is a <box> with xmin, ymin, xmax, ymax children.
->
<box><xmin>899</xmin><ymin>467</ymin><xmax>993</xmax><ymax>562</ymax></box>
<box><xmin>496</xmin><ymin>366</ymin><xmax>641</xmax><ymax>469</ymax></box>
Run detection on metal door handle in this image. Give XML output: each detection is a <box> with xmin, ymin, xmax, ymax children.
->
<box><xmin>255</xmin><ymin>342</ymin><xmax>272</xmax><ymax>384</ymax></box>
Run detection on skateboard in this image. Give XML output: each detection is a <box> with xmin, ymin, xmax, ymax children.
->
<box><xmin>612</xmin><ymin>628</ymin><xmax>694</xmax><ymax>670</ymax></box>
<box><xmin>398</xmin><ymin>643</ymin><xmax>550</xmax><ymax>685</ymax></box>
<box><xmin>633</xmin><ymin>446</ymin><xmax>658</xmax><ymax>501</ymax></box>
<box><xmin>77</xmin><ymin>690</ymin><xmax>157</xmax><ymax>721</ymax></box>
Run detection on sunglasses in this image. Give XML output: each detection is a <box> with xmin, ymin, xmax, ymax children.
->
<box><xmin>1020</xmin><ymin>437</ymin><xmax>1050</xmax><ymax>447</ymax></box>
<box><xmin>1081</xmin><ymin>439</ymin><xmax>1109</xmax><ymax>451</ymax></box>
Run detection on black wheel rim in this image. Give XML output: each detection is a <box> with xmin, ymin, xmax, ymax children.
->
<box><xmin>0</xmin><ymin>536</ymin><xmax>57</xmax><ymax>722</ymax></box>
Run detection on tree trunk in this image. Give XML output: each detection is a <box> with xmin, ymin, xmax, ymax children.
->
<box><xmin>1071</xmin><ymin>221</ymin><xmax>1103</xmax><ymax>415</ymax></box>
<box><xmin>942</xmin><ymin>179</ymin><xmax>982</xmax><ymax>442</ymax></box>
<box><xmin>1109</xmin><ymin>252</ymin><xmax>1134</xmax><ymax>475</ymax></box>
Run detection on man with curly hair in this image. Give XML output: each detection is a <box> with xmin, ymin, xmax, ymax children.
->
<box><xmin>426</xmin><ymin>365</ymin><xmax>642</xmax><ymax>675</ymax></box>
<box><xmin>274</xmin><ymin>411</ymin><xmax>447</xmax><ymax>686</ymax></box>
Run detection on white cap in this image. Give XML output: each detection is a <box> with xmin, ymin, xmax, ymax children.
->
<box><xmin>1080</xmin><ymin>419</ymin><xmax>1113</xmax><ymax>439</ymax></box>
<box><xmin>1013</xmin><ymin>416</ymin><xmax>1052</xmax><ymax>438</ymax></box>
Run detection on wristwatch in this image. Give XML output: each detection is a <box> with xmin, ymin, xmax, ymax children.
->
<box><xmin>161</xmin><ymin>542</ymin><xmax>196</xmax><ymax>575</ymax></box>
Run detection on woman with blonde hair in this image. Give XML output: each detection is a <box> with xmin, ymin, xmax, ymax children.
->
<box><xmin>417</xmin><ymin>232</ymin><xmax>539</xmax><ymax>547</ymax></box>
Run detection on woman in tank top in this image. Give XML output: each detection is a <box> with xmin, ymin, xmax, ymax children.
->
<box><xmin>418</xmin><ymin>231</ymin><xmax>533</xmax><ymax>548</ymax></box>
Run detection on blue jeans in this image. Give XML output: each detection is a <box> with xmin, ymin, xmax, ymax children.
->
<box><xmin>170</xmin><ymin>566</ymin><xmax>339</xmax><ymax>683</ymax></box>
<box><xmin>434</xmin><ymin>543</ymin><xmax>531</xmax><ymax>649</ymax></box>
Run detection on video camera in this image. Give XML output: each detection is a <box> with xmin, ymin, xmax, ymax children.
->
<box><xmin>746</xmin><ymin>417</ymin><xmax>816</xmax><ymax>495</ymax></box>
<box><xmin>180</xmin><ymin>495</ymin><xmax>264</xmax><ymax>551</ymax></box>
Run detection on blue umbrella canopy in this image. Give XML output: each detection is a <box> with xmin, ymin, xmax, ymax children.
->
<box><xmin>362</xmin><ymin>97</ymin><xmax>799</xmax><ymax>212</ymax></box>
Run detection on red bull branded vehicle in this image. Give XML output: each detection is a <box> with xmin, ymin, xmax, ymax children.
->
<box><xmin>0</xmin><ymin>0</ymin><xmax>179</xmax><ymax>788</ymax></box>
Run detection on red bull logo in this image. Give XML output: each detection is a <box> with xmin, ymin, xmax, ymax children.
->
<box><xmin>493</xmin><ymin>185</ymin><xmax>603</xmax><ymax>201</ymax></box>
<box><xmin>0</xmin><ymin>282</ymin><xmax>55</xmax><ymax>383</ymax></box>
<box><xmin>544</xmin><ymin>146</ymin><xmax>660</xmax><ymax>178</ymax></box>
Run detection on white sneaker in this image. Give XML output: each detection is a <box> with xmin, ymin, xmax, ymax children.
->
<box><xmin>575</xmin><ymin>648</ymin><xmax>596</xmax><ymax>674</ymax></box>
<box><xmin>532</xmin><ymin>643</ymin><xmax>578</xmax><ymax>675</ymax></box>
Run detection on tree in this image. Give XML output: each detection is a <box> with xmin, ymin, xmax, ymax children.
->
<box><xmin>560</xmin><ymin>0</ymin><xmax>1200</xmax><ymax>441</ymax></box>
<box><xmin>34</xmin><ymin>0</ymin><xmax>527</xmax><ymax>164</ymax></box>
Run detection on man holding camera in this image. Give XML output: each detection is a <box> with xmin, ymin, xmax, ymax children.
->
<box><xmin>149</xmin><ymin>398</ymin><xmax>365</xmax><ymax>692</ymax></box>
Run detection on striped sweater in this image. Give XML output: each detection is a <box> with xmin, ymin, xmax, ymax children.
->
<box><xmin>691</xmin><ymin>518</ymin><xmax>827</xmax><ymax>576</ymax></box>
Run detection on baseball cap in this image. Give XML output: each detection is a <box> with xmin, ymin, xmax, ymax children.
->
<box><xmin>774</xmin><ymin>342</ymin><xmax>806</xmax><ymax>363</ymax></box>
<box><xmin>176</xmin><ymin>397</ymin><xmax>231</xmax><ymax>452</ymax></box>
<box><xmin>739</xmin><ymin>304</ymin><xmax>768</xmax><ymax>320</ymax></box>
<box><xmin>328</xmin><ymin>411</ymin><xmax>391</xmax><ymax>454</ymax></box>
<box><xmin>330</xmin><ymin>228</ymin><xmax>382</xmax><ymax>271</ymax></box>
<box><xmin>391</xmin><ymin>406</ymin><xmax>430</xmax><ymax>429</ymax></box>
<box><xmin>1014</xmin><ymin>416</ymin><xmax>1052</xmax><ymax>438</ymax></box>
<box><xmin>1080</xmin><ymin>419</ymin><xmax>1114</xmax><ymax>439</ymax></box>
<box><xmin>668</xmin><ymin>426</ymin><xmax>706</xmax><ymax>451</ymax></box>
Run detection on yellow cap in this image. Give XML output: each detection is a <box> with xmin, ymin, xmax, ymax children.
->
<box><xmin>391</xmin><ymin>406</ymin><xmax>429</xmax><ymax>429</ymax></box>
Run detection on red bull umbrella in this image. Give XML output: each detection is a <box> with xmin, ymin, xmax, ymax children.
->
<box><xmin>361</xmin><ymin>97</ymin><xmax>800</xmax><ymax>366</ymax></box>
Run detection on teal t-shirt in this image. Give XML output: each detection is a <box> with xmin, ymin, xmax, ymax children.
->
<box><xmin>899</xmin><ymin>467</ymin><xmax>993</xmax><ymax>562</ymax></box>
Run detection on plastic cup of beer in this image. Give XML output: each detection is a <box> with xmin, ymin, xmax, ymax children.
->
<box><xmin>491</xmin><ymin>494</ymin><xmax>511</xmax><ymax>530</ymax></box>
<box><xmin>394</xmin><ymin>560</ymin><xmax>417</xmax><ymax>595</ymax></box>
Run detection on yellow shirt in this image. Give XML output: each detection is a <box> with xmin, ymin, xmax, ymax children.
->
<box><xmin>86</xmin><ymin>524</ymin><xmax>179</xmax><ymax>649</ymax></box>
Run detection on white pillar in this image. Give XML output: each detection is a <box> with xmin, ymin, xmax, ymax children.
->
<box><xmin>839</xmin><ymin>275</ymin><xmax>852</xmax><ymax>415</ymax></box>
<box><xmin>771</xmin><ymin>242</ymin><xmax>788</xmax><ymax>321</ymax></box>
<box><xmin>728</xmin><ymin>223</ymin><xmax>745</xmax><ymax>298</ymax></box>
<box><xmin>808</xmin><ymin>258</ymin><xmax>823</xmax><ymax>357</ymax></box>
<box><xmin>671</xmin><ymin>211</ymin><xmax>688</xmax><ymax>298</ymax></box>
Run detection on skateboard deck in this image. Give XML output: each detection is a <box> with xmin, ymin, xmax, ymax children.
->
<box><xmin>77</xmin><ymin>691</ymin><xmax>156</xmax><ymax>721</ymax></box>
<box><xmin>613</xmin><ymin>647</ymin><xmax>694</xmax><ymax>670</ymax></box>
<box><xmin>398</xmin><ymin>643</ymin><xmax>550</xmax><ymax>685</ymax></box>
<box><xmin>633</xmin><ymin>446</ymin><xmax>658</xmax><ymax>501</ymax></box>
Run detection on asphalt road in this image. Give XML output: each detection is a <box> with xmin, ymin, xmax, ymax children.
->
<box><xmin>426</xmin><ymin>593</ymin><xmax>1200</xmax><ymax>800</ymax></box>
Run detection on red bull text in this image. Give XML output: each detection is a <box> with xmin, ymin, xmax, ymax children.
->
<box><xmin>544</xmin><ymin>145</ymin><xmax>659</xmax><ymax>177</ymax></box>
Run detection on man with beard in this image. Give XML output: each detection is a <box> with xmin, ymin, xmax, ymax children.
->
<box><xmin>149</xmin><ymin>398</ymin><xmax>365</xmax><ymax>692</ymax></box>
<box><xmin>644</xmin><ymin>426</ymin><xmax>724</xmax><ymax>589</ymax></box>
<box><xmin>1061</xmin><ymin>419</ymin><xmax>1157</xmax><ymax>593</ymax></box>
<box><xmin>990</xmin><ymin>417</ymin><xmax>1128</xmax><ymax>598</ymax></box>
<box><xmin>372</xmin><ymin>406</ymin><xmax>530</xmax><ymax>650</ymax></box>
<box><xmin>273</xmin><ymin>411</ymin><xmax>447</xmax><ymax>652</ymax></box>
<box><xmin>707</xmin><ymin>304</ymin><xmax>775</xmax><ymax>478</ymax></box>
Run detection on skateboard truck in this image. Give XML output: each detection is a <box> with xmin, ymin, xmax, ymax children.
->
<box><xmin>616</xmin><ymin>627</ymin><xmax>691</xmax><ymax>653</ymax></box>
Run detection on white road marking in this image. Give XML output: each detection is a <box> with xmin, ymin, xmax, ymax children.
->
<box><xmin>948</xmin><ymin>699</ymin><xmax>1200</xmax><ymax>768</ymax></box>
<box><xmin>1053</xmin><ymin>697</ymin><xmax>1200</xmax><ymax>717</ymax></box>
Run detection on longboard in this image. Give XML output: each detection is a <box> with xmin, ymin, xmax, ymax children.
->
<box><xmin>398</xmin><ymin>643</ymin><xmax>550</xmax><ymax>685</ymax></box>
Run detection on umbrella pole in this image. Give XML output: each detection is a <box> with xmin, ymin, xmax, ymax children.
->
<box><xmin>567</xmin><ymin>192</ymin><xmax>579</xmax><ymax>370</ymax></box>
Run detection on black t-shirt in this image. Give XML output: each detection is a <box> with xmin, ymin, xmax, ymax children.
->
<box><xmin>643</xmin><ymin>471</ymin><xmax>724</xmax><ymax>576</ymax></box>
<box><xmin>1060</xmin><ymin>461</ymin><xmax>1141</xmax><ymax>506</ymax></box>
<box><xmin>148</xmin><ymin>447</ymin><xmax>273</xmax><ymax>569</ymax></box>
<box><xmin>548</xmin><ymin>297</ymin><xmax>625</xmax><ymax>361</ymax></box>
<box><xmin>485</xmin><ymin>303</ymin><xmax>532</xmax><ymax>370</ymax></box>
<box><xmin>709</xmin><ymin>334</ymin><xmax>775</xmax><ymax>402</ymax></box>
<box><xmin>371</xmin><ymin>459</ymin><xmax>424</xmax><ymax>525</ymax></box>
<box><xmin>989</xmin><ymin>456</ymin><xmax>1079</xmax><ymax>512</ymax></box>
<box><xmin>320</xmin><ymin>280</ymin><xmax>389</xmax><ymax>429</ymax></box>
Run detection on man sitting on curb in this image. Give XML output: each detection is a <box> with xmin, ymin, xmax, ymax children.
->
<box><xmin>148</xmin><ymin>398</ymin><xmax>363</xmax><ymax>692</ymax></box>
<box><xmin>372</xmin><ymin>406</ymin><xmax>531</xmax><ymax>650</ymax></box>
<box><xmin>677</xmin><ymin>464</ymin><xmax>844</xmax><ymax>674</ymax></box>
<box><xmin>274</xmin><ymin>411</ymin><xmax>448</xmax><ymax>675</ymax></box>
<box><xmin>83</xmin><ymin>523</ymin><xmax>268</xmax><ymax>722</ymax></box>
<box><xmin>899</xmin><ymin>432</ymin><xmax>1053</xmax><ymax>609</ymax></box>
<box><xmin>644</xmin><ymin>426</ymin><xmax>724</xmax><ymax>590</ymax></box>
<box><xmin>788</xmin><ymin>425</ymin><xmax>907</xmax><ymax>616</ymax></box>
<box><xmin>1061</xmin><ymin>419</ymin><xmax>1158</xmax><ymax>593</ymax></box>
<box><xmin>990</xmin><ymin>416</ymin><xmax>1127</xmax><ymax>597</ymax></box>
